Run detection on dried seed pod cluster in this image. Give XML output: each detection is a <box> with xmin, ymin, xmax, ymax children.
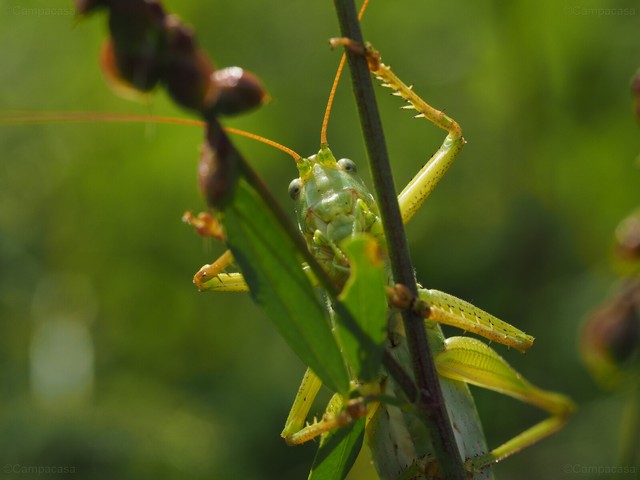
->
<box><xmin>581</xmin><ymin>280</ymin><xmax>640</xmax><ymax>389</ymax></box>
<box><xmin>75</xmin><ymin>0</ymin><xmax>267</xmax><ymax>120</ymax></box>
<box><xmin>632</xmin><ymin>70</ymin><xmax>640</xmax><ymax>122</ymax></box>
<box><xmin>581</xmin><ymin>71</ymin><xmax>640</xmax><ymax>390</ymax></box>
<box><xmin>616</xmin><ymin>210</ymin><xmax>640</xmax><ymax>265</ymax></box>
<box><xmin>199</xmin><ymin>121</ymin><xmax>241</xmax><ymax>207</ymax></box>
<box><xmin>75</xmin><ymin>0</ymin><xmax>268</xmax><ymax>207</ymax></box>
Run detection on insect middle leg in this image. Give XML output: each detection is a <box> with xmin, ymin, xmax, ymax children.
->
<box><xmin>389</xmin><ymin>283</ymin><xmax>535</xmax><ymax>352</ymax></box>
<box><xmin>280</xmin><ymin>367</ymin><xmax>369</xmax><ymax>446</ymax></box>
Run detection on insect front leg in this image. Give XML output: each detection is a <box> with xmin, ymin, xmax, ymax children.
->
<box><xmin>182</xmin><ymin>211</ymin><xmax>248</xmax><ymax>291</ymax></box>
<box><xmin>331</xmin><ymin>39</ymin><xmax>465</xmax><ymax>224</ymax></box>
<box><xmin>187</xmin><ymin>249</ymin><xmax>248</xmax><ymax>292</ymax></box>
<box><xmin>186</xmin><ymin>245</ymin><xmax>246</xmax><ymax>292</ymax></box>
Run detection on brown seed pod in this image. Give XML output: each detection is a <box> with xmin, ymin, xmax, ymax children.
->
<box><xmin>199</xmin><ymin>120</ymin><xmax>241</xmax><ymax>208</ymax></box>
<box><xmin>80</xmin><ymin>0</ymin><xmax>269</xmax><ymax>119</ymax></box>
<box><xmin>204</xmin><ymin>67</ymin><xmax>269</xmax><ymax>119</ymax></box>
<box><xmin>581</xmin><ymin>280</ymin><xmax>640</xmax><ymax>389</ymax></box>
<box><xmin>104</xmin><ymin>0</ymin><xmax>168</xmax><ymax>92</ymax></box>
<box><xmin>163</xmin><ymin>16</ymin><xmax>217</xmax><ymax>113</ymax></box>
<box><xmin>615</xmin><ymin>210</ymin><xmax>640</xmax><ymax>264</ymax></box>
<box><xmin>74</xmin><ymin>0</ymin><xmax>108</xmax><ymax>15</ymax></box>
<box><xmin>99</xmin><ymin>38</ymin><xmax>152</xmax><ymax>102</ymax></box>
<box><xmin>632</xmin><ymin>70</ymin><xmax>640</xmax><ymax>122</ymax></box>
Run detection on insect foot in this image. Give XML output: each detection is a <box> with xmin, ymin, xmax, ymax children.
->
<box><xmin>182</xmin><ymin>211</ymin><xmax>226</xmax><ymax>241</ymax></box>
<box><xmin>387</xmin><ymin>283</ymin><xmax>431</xmax><ymax>318</ymax></box>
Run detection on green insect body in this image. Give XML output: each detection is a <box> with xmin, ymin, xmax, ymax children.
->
<box><xmin>195</xmin><ymin>43</ymin><xmax>575</xmax><ymax>479</ymax></box>
<box><xmin>289</xmin><ymin>147</ymin><xmax>385</xmax><ymax>288</ymax></box>
<box><xmin>0</xmin><ymin>2</ymin><xmax>576</xmax><ymax>478</ymax></box>
<box><xmin>285</xmin><ymin>145</ymin><xmax>492</xmax><ymax>479</ymax></box>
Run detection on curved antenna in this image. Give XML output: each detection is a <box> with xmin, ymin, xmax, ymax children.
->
<box><xmin>320</xmin><ymin>0</ymin><xmax>369</xmax><ymax>147</ymax></box>
<box><xmin>225</xmin><ymin>127</ymin><xmax>302</xmax><ymax>163</ymax></box>
<box><xmin>0</xmin><ymin>111</ymin><xmax>302</xmax><ymax>163</ymax></box>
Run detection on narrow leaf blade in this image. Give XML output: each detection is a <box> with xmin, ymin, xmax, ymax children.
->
<box><xmin>224</xmin><ymin>179</ymin><xmax>350</xmax><ymax>393</ymax></box>
<box><xmin>337</xmin><ymin>235</ymin><xmax>388</xmax><ymax>382</ymax></box>
<box><xmin>308</xmin><ymin>406</ymin><xmax>365</xmax><ymax>480</ymax></box>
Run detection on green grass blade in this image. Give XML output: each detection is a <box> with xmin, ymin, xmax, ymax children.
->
<box><xmin>307</xmin><ymin>394</ymin><xmax>365</xmax><ymax>480</ymax></box>
<box><xmin>224</xmin><ymin>178</ymin><xmax>350</xmax><ymax>394</ymax></box>
<box><xmin>337</xmin><ymin>235</ymin><xmax>388</xmax><ymax>382</ymax></box>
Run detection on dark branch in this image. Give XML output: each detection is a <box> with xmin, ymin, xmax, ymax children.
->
<box><xmin>331</xmin><ymin>1</ymin><xmax>467</xmax><ymax>478</ymax></box>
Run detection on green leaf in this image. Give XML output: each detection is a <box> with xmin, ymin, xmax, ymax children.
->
<box><xmin>307</xmin><ymin>395</ymin><xmax>365</xmax><ymax>480</ymax></box>
<box><xmin>223</xmin><ymin>178</ymin><xmax>350</xmax><ymax>394</ymax></box>
<box><xmin>336</xmin><ymin>235</ymin><xmax>388</xmax><ymax>382</ymax></box>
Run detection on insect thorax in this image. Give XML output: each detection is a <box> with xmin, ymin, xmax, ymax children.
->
<box><xmin>292</xmin><ymin>147</ymin><xmax>385</xmax><ymax>287</ymax></box>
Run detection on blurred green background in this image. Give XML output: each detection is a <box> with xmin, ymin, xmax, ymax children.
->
<box><xmin>1</xmin><ymin>0</ymin><xmax>639</xmax><ymax>478</ymax></box>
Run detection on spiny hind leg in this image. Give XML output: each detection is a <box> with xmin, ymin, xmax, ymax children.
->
<box><xmin>330</xmin><ymin>39</ymin><xmax>465</xmax><ymax>224</ymax></box>
<box><xmin>435</xmin><ymin>337</ymin><xmax>575</xmax><ymax>471</ymax></box>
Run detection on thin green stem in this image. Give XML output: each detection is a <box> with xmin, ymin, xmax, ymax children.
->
<box><xmin>331</xmin><ymin>1</ymin><xmax>467</xmax><ymax>478</ymax></box>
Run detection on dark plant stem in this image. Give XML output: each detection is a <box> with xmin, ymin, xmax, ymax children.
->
<box><xmin>331</xmin><ymin>1</ymin><xmax>467</xmax><ymax>478</ymax></box>
<box><xmin>382</xmin><ymin>351</ymin><xmax>417</xmax><ymax>400</ymax></box>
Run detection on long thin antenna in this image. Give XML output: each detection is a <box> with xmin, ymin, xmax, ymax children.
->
<box><xmin>0</xmin><ymin>111</ymin><xmax>302</xmax><ymax>162</ymax></box>
<box><xmin>225</xmin><ymin>127</ymin><xmax>302</xmax><ymax>163</ymax></box>
<box><xmin>320</xmin><ymin>0</ymin><xmax>369</xmax><ymax>147</ymax></box>
<box><xmin>0</xmin><ymin>111</ymin><xmax>204</xmax><ymax>127</ymax></box>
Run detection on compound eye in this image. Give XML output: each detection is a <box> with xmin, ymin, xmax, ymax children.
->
<box><xmin>338</xmin><ymin>158</ymin><xmax>357</xmax><ymax>173</ymax></box>
<box><xmin>288</xmin><ymin>178</ymin><xmax>303</xmax><ymax>199</ymax></box>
